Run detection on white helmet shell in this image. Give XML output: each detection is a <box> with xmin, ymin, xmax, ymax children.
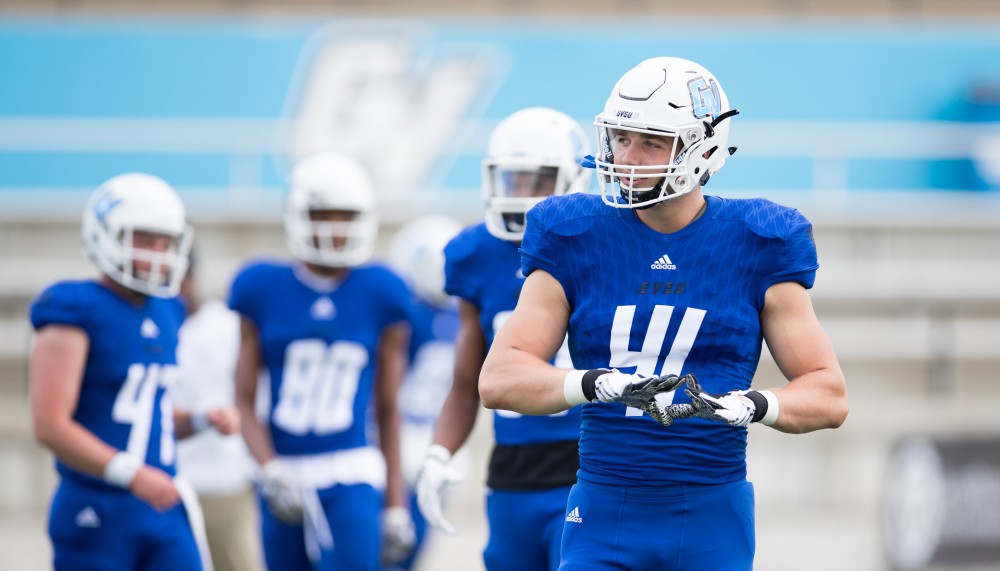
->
<box><xmin>482</xmin><ymin>107</ymin><xmax>591</xmax><ymax>241</ymax></box>
<box><xmin>594</xmin><ymin>57</ymin><xmax>737</xmax><ymax>209</ymax></box>
<box><xmin>81</xmin><ymin>173</ymin><xmax>193</xmax><ymax>298</ymax></box>
<box><xmin>285</xmin><ymin>152</ymin><xmax>379</xmax><ymax>268</ymax></box>
<box><xmin>388</xmin><ymin>215</ymin><xmax>463</xmax><ymax>307</ymax></box>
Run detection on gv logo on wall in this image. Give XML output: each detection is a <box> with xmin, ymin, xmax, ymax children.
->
<box><xmin>279</xmin><ymin>23</ymin><xmax>507</xmax><ymax>219</ymax></box>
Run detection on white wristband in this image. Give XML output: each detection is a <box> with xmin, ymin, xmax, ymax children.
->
<box><xmin>104</xmin><ymin>452</ymin><xmax>142</xmax><ymax>488</ymax></box>
<box><xmin>190</xmin><ymin>411</ymin><xmax>211</xmax><ymax>433</ymax></box>
<box><xmin>758</xmin><ymin>390</ymin><xmax>780</xmax><ymax>426</ymax></box>
<box><xmin>563</xmin><ymin>370</ymin><xmax>589</xmax><ymax>406</ymax></box>
<box><xmin>426</xmin><ymin>444</ymin><xmax>453</xmax><ymax>464</ymax></box>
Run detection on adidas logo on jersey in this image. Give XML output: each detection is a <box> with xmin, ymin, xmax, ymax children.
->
<box><xmin>310</xmin><ymin>297</ymin><xmax>336</xmax><ymax>320</ymax></box>
<box><xmin>140</xmin><ymin>318</ymin><xmax>159</xmax><ymax>338</ymax></box>
<box><xmin>565</xmin><ymin>507</ymin><xmax>583</xmax><ymax>523</ymax></box>
<box><xmin>650</xmin><ymin>254</ymin><xmax>677</xmax><ymax>270</ymax></box>
<box><xmin>75</xmin><ymin>506</ymin><xmax>101</xmax><ymax>528</ymax></box>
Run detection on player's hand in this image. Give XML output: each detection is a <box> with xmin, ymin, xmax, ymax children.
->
<box><xmin>381</xmin><ymin>506</ymin><xmax>417</xmax><ymax>566</ymax></box>
<box><xmin>130</xmin><ymin>465</ymin><xmax>181</xmax><ymax>512</ymax></box>
<box><xmin>415</xmin><ymin>445</ymin><xmax>463</xmax><ymax>535</ymax></box>
<box><xmin>593</xmin><ymin>370</ymin><xmax>687</xmax><ymax>409</ymax></box>
<box><xmin>684</xmin><ymin>374</ymin><xmax>756</xmax><ymax>427</ymax></box>
<box><xmin>260</xmin><ymin>459</ymin><xmax>303</xmax><ymax>523</ymax></box>
<box><xmin>206</xmin><ymin>406</ymin><xmax>240</xmax><ymax>435</ymax></box>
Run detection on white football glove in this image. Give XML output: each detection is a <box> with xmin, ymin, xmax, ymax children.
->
<box><xmin>564</xmin><ymin>369</ymin><xmax>694</xmax><ymax>426</ymax></box>
<box><xmin>693</xmin><ymin>391</ymin><xmax>756</xmax><ymax>427</ymax></box>
<box><xmin>414</xmin><ymin>445</ymin><xmax>463</xmax><ymax>535</ymax></box>
<box><xmin>684</xmin><ymin>374</ymin><xmax>775</xmax><ymax>427</ymax></box>
<box><xmin>594</xmin><ymin>370</ymin><xmax>686</xmax><ymax>404</ymax></box>
<box><xmin>381</xmin><ymin>506</ymin><xmax>417</xmax><ymax>566</ymax></box>
<box><xmin>593</xmin><ymin>370</ymin><xmax>645</xmax><ymax>402</ymax></box>
<box><xmin>260</xmin><ymin>459</ymin><xmax>303</xmax><ymax>524</ymax></box>
<box><xmin>586</xmin><ymin>369</ymin><xmax>687</xmax><ymax>407</ymax></box>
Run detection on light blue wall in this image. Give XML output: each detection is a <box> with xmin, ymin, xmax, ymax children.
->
<box><xmin>1</xmin><ymin>16</ymin><xmax>998</xmax><ymax>206</ymax></box>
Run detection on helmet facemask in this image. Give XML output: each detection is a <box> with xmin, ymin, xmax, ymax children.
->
<box><xmin>123</xmin><ymin>228</ymin><xmax>191</xmax><ymax>295</ymax></box>
<box><xmin>285</xmin><ymin>204</ymin><xmax>378</xmax><ymax>268</ymax></box>
<box><xmin>483</xmin><ymin>160</ymin><xmax>565</xmax><ymax>241</ymax></box>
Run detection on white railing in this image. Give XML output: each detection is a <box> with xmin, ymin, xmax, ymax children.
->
<box><xmin>0</xmin><ymin>117</ymin><xmax>996</xmax><ymax>220</ymax></box>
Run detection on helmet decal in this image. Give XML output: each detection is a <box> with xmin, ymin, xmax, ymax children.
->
<box><xmin>688</xmin><ymin>76</ymin><xmax>722</xmax><ymax>120</ymax></box>
<box><xmin>92</xmin><ymin>191</ymin><xmax>122</xmax><ymax>223</ymax></box>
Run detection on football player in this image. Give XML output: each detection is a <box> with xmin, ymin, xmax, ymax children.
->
<box><xmin>414</xmin><ymin>107</ymin><xmax>592</xmax><ymax>571</ymax></box>
<box><xmin>231</xmin><ymin>151</ymin><xmax>413</xmax><ymax>570</ymax></box>
<box><xmin>384</xmin><ymin>215</ymin><xmax>464</xmax><ymax>570</ymax></box>
<box><xmin>29</xmin><ymin>173</ymin><xmax>239</xmax><ymax>571</ymax></box>
<box><xmin>479</xmin><ymin>57</ymin><xmax>849</xmax><ymax>570</ymax></box>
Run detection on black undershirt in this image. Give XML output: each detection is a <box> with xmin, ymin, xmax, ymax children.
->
<box><xmin>486</xmin><ymin>439</ymin><xmax>579</xmax><ymax>490</ymax></box>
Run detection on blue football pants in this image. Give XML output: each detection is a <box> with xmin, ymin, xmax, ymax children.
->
<box><xmin>48</xmin><ymin>479</ymin><xmax>202</xmax><ymax>571</ymax></box>
<box><xmin>260</xmin><ymin>482</ymin><xmax>382</xmax><ymax>571</ymax></box>
<box><xmin>484</xmin><ymin>485</ymin><xmax>574</xmax><ymax>571</ymax></box>
<box><xmin>559</xmin><ymin>478</ymin><xmax>755</xmax><ymax>571</ymax></box>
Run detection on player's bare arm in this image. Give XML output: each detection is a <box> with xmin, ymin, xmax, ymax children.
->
<box><xmin>31</xmin><ymin>325</ymin><xmax>115</xmax><ymax>475</ymax></box>
<box><xmin>375</xmin><ymin>321</ymin><xmax>410</xmax><ymax>509</ymax></box>
<box><xmin>234</xmin><ymin>315</ymin><xmax>275</xmax><ymax>465</ymax></box>
<box><xmin>479</xmin><ymin>269</ymin><xmax>573</xmax><ymax>415</ymax></box>
<box><xmin>431</xmin><ymin>299</ymin><xmax>487</xmax><ymax>454</ymax></box>
<box><xmin>760</xmin><ymin>281</ymin><xmax>849</xmax><ymax>433</ymax></box>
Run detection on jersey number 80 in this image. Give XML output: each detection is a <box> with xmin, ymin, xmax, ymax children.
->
<box><xmin>274</xmin><ymin>339</ymin><xmax>369</xmax><ymax>435</ymax></box>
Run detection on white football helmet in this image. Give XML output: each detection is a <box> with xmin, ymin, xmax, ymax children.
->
<box><xmin>593</xmin><ymin>57</ymin><xmax>739</xmax><ymax>209</ymax></box>
<box><xmin>285</xmin><ymin>152</ymin><xmax>378</xmax><ymax>268</ymax></box>
<box><xmin>388</xmin><ymin>215</ymin><xmax>463</xmax><ymax>308</ymax></box>
<box><xmin>81</xmin><ymin>173</ymin><xmax>194</xmax><ymax>298</ymax></box>
<box><xmin>482</xmin><ymin>107</ymin><xmax>592</xmax><ymax>241</ymax></box>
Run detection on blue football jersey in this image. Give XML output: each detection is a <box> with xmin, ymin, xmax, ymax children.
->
<box><xmin>400</xmin><ymin>299</ymin><xmax>459</xmax><ymax>426</ymax></box>
<box><xmin>521</xmin><ymin>194</ymin><xmax>818</xmax><ymax>486</ymax></box>
<box><xmin>229</xmin><ymin>260</ymin><xmax>411</xmax><ymax>456</ymax></box>
<box><xmin>29</xmin><ymin>280</ymin><xmax>186</xmax><ymax>486</ymax></box>
<box><xmin>444</xmin><ymin>223</ymin><xmax>582</xmax><ymax>446</ymax></box>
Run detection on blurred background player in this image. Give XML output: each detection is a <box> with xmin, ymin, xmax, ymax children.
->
<box><xmin>174</xmin><ymin>251</ymin><xmax>264</xmax><ymax>571</ymax></box>
<box><xmin>231</xmin><ymin>151</ymin><xmax>415</xmax><ymax>570</ymax></box>
<box><xmin>28</xmin><ymin>173</ymin><xmax>239</xmax><ymax>571</ymax></box>
<box><xmin>385</xmin><ymin>215</ymin><xmax>464</xmax><ymax>571</ymax></box>
<box><xmin>479</xmin><ymin>57</ymin><xmax>849</xmax><ymax>570</ymax></box>
<box><xmin>414</xmin><ymin>107</ymin><xmax>591</xmax><ymax>571</ymax></box>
